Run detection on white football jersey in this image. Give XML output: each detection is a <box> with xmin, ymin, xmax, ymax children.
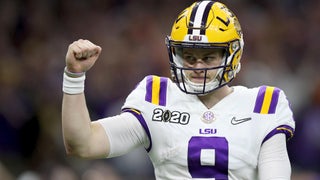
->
<box><xmin>118</xmin><ymin>75</ymin><xmax>295</xmax><ymax>180</ymax></box>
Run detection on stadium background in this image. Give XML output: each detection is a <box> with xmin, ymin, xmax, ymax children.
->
<box><xmin>0</xmin><ymin>0</ymin><xmax>319</xmax><ymax>179</ymax></box>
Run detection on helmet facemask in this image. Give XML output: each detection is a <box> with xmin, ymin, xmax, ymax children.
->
<box><xmin>166</xmin><ymin>37</ymin><xmax>240</xmax><ymax>95</ymax></box>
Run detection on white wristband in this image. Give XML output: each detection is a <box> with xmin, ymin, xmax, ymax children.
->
<box><xmin>63</xmin><ymin>73</ymin><xmax>86</xmax><ymax>94</ymax></box>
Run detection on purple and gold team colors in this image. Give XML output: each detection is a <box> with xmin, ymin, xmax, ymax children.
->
<box><xmin>145</xmin><ymin>76</ymin><xmax>168</xmax><ymax>106</ymax></box>
<box><xmin>254</xmin><ymin>86</ymin><xmax>280</xmax><ymax>114</ymax></box>
<box><xmin>63</xmin><ymin>0</ymin><xmax>295</xmax><ymax>179</ymax></box>
<box><xmin>117</xmin><ymin>75</ymin><xmax>295</xmax><ymax>179</ymax></box>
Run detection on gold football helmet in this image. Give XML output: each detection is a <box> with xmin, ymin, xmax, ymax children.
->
<box><xmin>166</xmin><ymin>1</ymin><xmax>244</xmax><ymax>94</ymax></box>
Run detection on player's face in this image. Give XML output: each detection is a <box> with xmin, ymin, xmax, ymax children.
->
<box><xmin>181</xmin><ymin>48</ymin><xmax>224</xmax><ymax>84</ymax></box>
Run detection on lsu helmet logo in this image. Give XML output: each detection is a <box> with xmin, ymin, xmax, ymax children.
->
<box><xmin>188</xmin><ymin>35</ymin><xmax>202</xmax><ymax>41</ymax></box>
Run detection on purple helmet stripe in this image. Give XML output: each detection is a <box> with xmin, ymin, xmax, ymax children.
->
<box><xmin>200</xmin><ymin>1</ymin><xmax>214</xmax><ymax>35</ymax></box>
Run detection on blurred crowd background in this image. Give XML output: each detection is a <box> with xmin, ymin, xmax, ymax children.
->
<box><xmin>0</xmin><ymin>0</ymin><xmax>319</xmax><ymax>179</ymax></box>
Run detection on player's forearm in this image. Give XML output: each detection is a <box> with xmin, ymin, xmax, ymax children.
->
<box><xmin>62</xmin><ymin>93</ymin><xmax>93</xmax><ymax>157</ymax></box>
<box><xmin>61</xmin><ymin>40</ymin><xmax>108</xmax><ymax>158</ymax></box>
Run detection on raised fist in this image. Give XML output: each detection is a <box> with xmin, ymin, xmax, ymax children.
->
<box><xmin>65</xmin><ymin>39</ymin><xmax>102</xmax><ymax>73</ymax></box>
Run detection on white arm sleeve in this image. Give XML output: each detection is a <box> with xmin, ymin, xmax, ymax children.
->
<box><xmin>258</xmin><ymin>133</ymin><xmax>291</xmax><ymax>180</ymax></box>
<box><xmin>97</xmin><ymin>112</ymin><xmax>148</xmax><ymax>158</ymax></box>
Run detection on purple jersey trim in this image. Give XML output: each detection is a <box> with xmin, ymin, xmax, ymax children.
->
<box><xmin>145</xmin><ymin>76</ymin><xmax>153</xmax><ymax>103</ymax></box>
<box><xmin>145</xmin><ymin>75</ymin><xmax>168</xmax><ymax>106</ymax></box>
<box><xmin>254</xmin><ymin>86</ymin><xmax>266</xmax><ymax>113</ymax></box>
<box><xmin>268</xmin><ymin>87</ymin><xmax>280</xmax><ymax>114</ymax></box>
<box><xmin>122</xmin><ymin>108</ymin><xmax>152</xmax><ymax>152</ymax></box>
<box><xmin>159</xmin><ymin>77</ymin><xmax>168</xmax><ymax>106</ymax></box>
<box><xmin>253</xmin><ymin>86</ymin><xmax>280</xmax><ymax>114</ymax></box>
<box><xmin>262</xmin><ymin>125</ymin><xmax>294</xmax><ymax>144</ymax></box>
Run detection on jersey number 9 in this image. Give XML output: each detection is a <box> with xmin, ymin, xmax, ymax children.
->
<box><xmin>188</xmin><ymin>136</ymin><xmax>228</xmax><ymax>178</ymax></box>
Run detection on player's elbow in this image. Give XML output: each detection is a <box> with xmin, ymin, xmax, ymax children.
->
<box><xmin>64</xmin><ymin>143</ymin><xmax>91</xmax><ymax>158</ymax></box>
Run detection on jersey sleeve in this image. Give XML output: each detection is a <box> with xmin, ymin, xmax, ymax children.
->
<box><xmin>254</xmin><ymin>86</ymin><xmax>295</xmax><ymax>144</ymax></box>
<box><xmin>120</xmin><ymin>75</ymin><xmax>169</xmax><ymax>152</ymax></box>
<box><xmin>97</xmin><ymin>75</ymin><xmax>167</xmax><ymax>157</ymax></box>
<box><xmin>97</xmin><ymin>113</ymin><xmax>148</xmax><ymax>158</ymax></box>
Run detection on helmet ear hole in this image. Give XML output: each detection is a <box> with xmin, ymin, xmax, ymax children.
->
<box><xmin>228</xmin><ymin>70</ymin><xmax>234</xmax><ymax>79</ymax></box>
<box><xmin>236</xmin><ymin>63</ymin><xmax>241</xmax><ymax>73</ymax></box>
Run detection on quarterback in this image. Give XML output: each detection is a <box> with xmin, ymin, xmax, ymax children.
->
<box><xmin>61</xmin><ymin>1</ymin><xmax>295</xmax><ymax>180</ymax></box>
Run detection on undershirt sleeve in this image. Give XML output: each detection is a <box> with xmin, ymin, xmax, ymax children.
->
<box><xmin>258</xmin><ymin>133</ymin><xmax>291</xmax><ymax>180</ymax></box>
<box><xmin>97</xmin><ymin>112</ymin><xmax>149</xmax><ymax>158</ymax></box>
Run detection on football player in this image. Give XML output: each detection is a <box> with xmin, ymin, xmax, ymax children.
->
<box><xmin>62</xmin><ymin>1</ymin><xmax>295</xmax><ymax>179</ymax></box>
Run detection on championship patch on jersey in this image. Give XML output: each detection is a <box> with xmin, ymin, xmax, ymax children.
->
<box><xmin>145</xmin><ymin>75</ymin><xmax>168</xmax><ymax>106</ymax></box>
<box><xmin>253</xmin><ymin>86</ymin><xmax>280</xmax><ymax>114</ymax></box>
